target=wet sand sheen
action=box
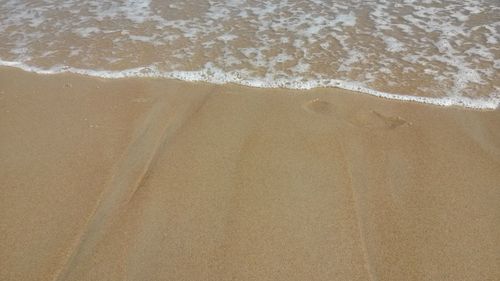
[0,67,499,280]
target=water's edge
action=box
[1,59,498,110]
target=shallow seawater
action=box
[0,0,499,108]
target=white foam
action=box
[74,27,101,37]
[332,13,357,27]
[217,33,238,42]
[383,36,406,53]
[1,59,498,110]
[1,0,498,110]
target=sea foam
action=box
[0,0,498,110]
[1,59,498,110]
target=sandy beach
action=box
[1,67,499,280]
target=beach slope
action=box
[1,68,499,281]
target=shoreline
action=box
[1,67,499,280]
[0,63,498,110]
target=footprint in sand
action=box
[303,99,410,130]
[350,110,410,129]
[303,99,335,115]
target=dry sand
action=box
[1,67,499,281]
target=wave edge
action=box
[1,59,498,110]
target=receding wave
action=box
[2,58,499,110]
[0,0,499,109]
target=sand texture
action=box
[1,67,499,281]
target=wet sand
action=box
[1,67,499,281]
